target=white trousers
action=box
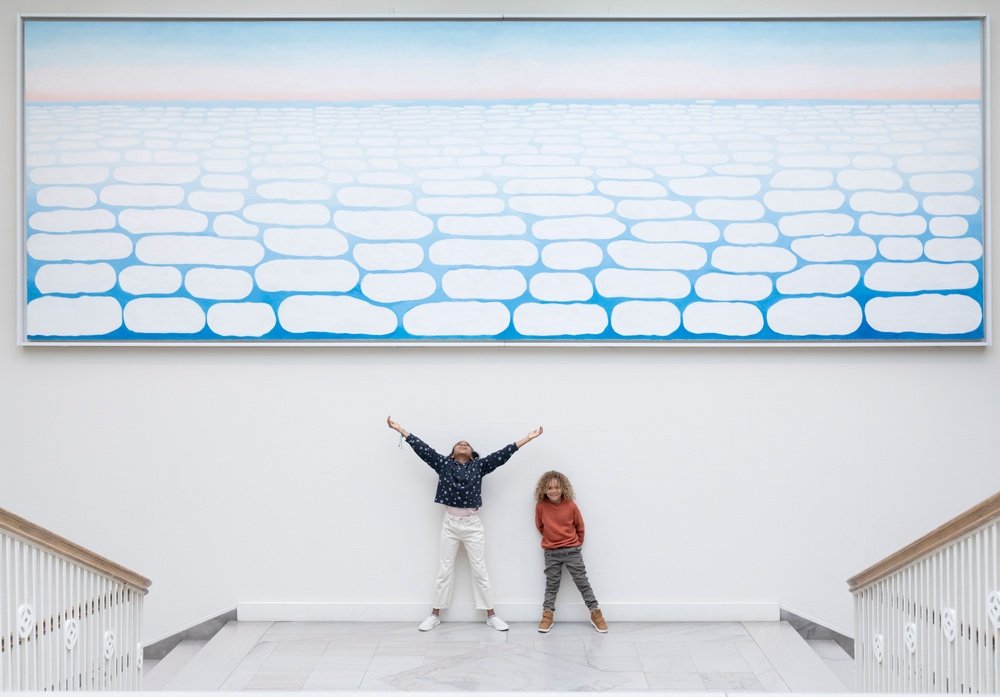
[432,513,493,610]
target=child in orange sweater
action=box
[534,470,607,633]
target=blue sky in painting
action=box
[24,20,982,102]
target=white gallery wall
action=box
[3,0,999,644]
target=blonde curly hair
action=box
[534,470,575,503]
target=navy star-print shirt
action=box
[405,434,519,508]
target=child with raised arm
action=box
[534,470,607,633]
[387,416,543,632]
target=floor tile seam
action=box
[740,628,783,681]
[219,640,279,690]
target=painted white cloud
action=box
[596,167,655,180]
[711,246,797,273]
[682,302,763,337]
[836,170,903,191]
[503,178,594,195]
[188,191,245,213]
[29,209,115,233]
[278,295,397,335]
[607,241,706,270]
[263,227,348,257]
[656,165,708,177]
[540,242,603,270]
[908,174,974,193]
[865,294,982,335]
[775,264,860,295]
[442,269,526,300]
[201,174,250,190]
[438,216,526,237]
[694,199,765,221]
[513,303,608,337]
[118,265,182,295]
[213,215,259,238]
[206,302,276,337]
[113,166,200,185]
[610,301,681,336]
[929,217,969,237]
[595,270,690,299]
[34,262,116,294]
[429,239,539,267]
[251,166,325,180]
[123,298,205,334]
[791,236,876,262]
[767,297,863,336]
[668,176,760,197]
[878,237,923,261]
[777,155,850,168]
[255,259,359,292]
[26,296,122,337]
[922,195,980,216]
[723,223,778,245]
[336,187,412,208]
[924,238,984,262]
[508,196,613,217]
[354,242,424,271]
[532,217,625,240]
[631,221,719,243]
[858,214,927,236]
[852,155,894,169]
[30,166,109,185]
[769,170,834,189]
[694,273,772,301]
[184,268,254,300]
[404,301,509,336]
[596,181,668,198]
[334,210,433,240]
[423,181,498,196]
[529,272,593,302]
[864,261,978,292]
[777,213,854,237]
[27,232,133,261]
[100,184,185,207]
[118,208,208,234]
[255,181,331,200]
[618,200,693,220]
[897,156,979,173]
[488,165,592,179]
[135,236,264,266]
[36,187,98,209]
[419,167,485,180]
[360,272,436,303]
[764,190,845,213]
[243,203,331,226]
[849,192,918,214]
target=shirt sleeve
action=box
[477,443,519,476]
[535,502,544,535]
[404,434,446,473]
[574,503,586,546]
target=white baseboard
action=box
[238,601,780,623]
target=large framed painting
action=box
[19,18,987,344]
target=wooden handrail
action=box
[848,490,1000,593]
[0,507,151,593]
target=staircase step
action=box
[807,639,855,690]
[142,640,207,690]
[743,621,848,692]
[161,620,273,690]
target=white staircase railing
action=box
[850,491,1000,693]
[0,507,150,690]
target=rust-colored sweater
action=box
[535,499,585,549]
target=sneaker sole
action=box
[590,622,608,633]
[537,625,553,633]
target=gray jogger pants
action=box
[543,546,598,611]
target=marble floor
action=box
[173,620,849,692]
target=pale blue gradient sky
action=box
[24,20,983,102]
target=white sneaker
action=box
[485,614,509,631]
[418,615,441,631]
